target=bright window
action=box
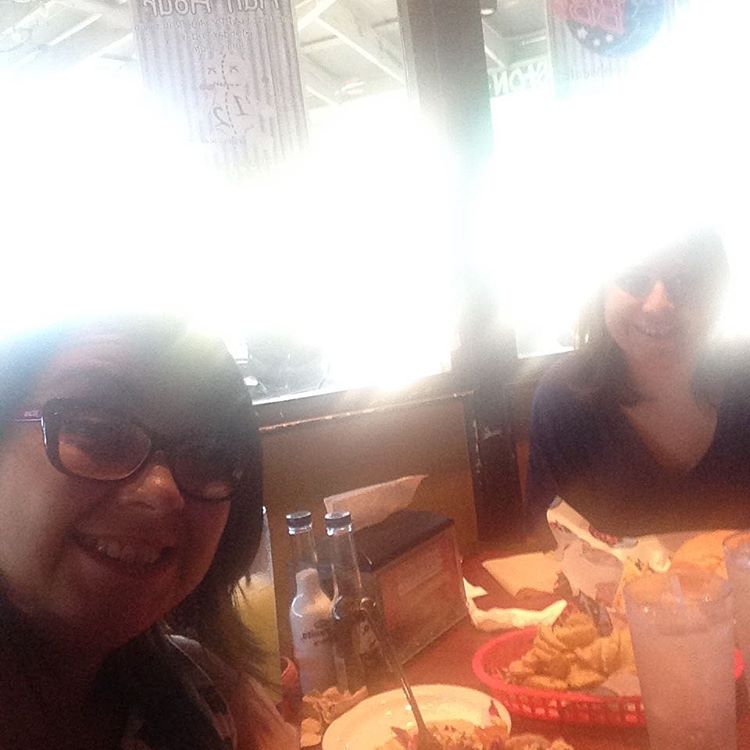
[2,0,749,400]
[480,0,750,358]
[0,0,459,403]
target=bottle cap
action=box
[286,510,313,530]
[324,511,352,530]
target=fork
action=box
[360,597,441,750]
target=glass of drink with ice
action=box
[624,569,736,750]
[724,531,750,695]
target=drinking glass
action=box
[624,570,736,750]
[724,531,750,695]
[234,507,282,699]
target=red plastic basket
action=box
[472,627,744,728]
[472,627,645,726]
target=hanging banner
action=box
[546,0,686,96]
[131,0,307,179]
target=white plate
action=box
[321,684,512,750]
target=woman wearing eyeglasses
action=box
[525,227,750,541]
[0,317,297,749]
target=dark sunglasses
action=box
[14,398,250,502]
[613,267,710,305]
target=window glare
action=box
[2,0,749,392]
[482,0,750,357]
[0,71,458,396]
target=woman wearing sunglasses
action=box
[0,317,297,749]
[525,227,750,541]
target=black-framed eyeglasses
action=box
[613,267,710,305]
[14,398,250,502]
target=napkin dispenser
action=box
[353,509,467,663]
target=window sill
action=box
[255,370,468,432]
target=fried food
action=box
[505,736,574,750]
[505,613,636,693]
[671,529,735,579]
[566,664,605,690]
[554,619,598,650]
[523,674,569,691]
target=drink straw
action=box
[669,573,685,605]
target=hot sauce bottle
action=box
[286,511,336,693]
[324,511,387,693]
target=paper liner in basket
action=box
[463,579,567,631]
[547,498,691,614]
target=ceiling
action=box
[0,0,548,106]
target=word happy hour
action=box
[141,0,279,16]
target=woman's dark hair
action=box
[0,315,266,749]
[570,227,730,407]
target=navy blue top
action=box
[525,355,750,537]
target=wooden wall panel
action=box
[259,395,477,652]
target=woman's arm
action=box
[167,634,298,750]
[231,676,299,750]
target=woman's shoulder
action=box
[703,339,750,403]
[531,354,594,418]
[166,635,240,744]
[167,635,298,750]
[168,634,240,694]
[230,676,299,750]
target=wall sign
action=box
[546,0,685,96]
[131,0,307,179]
[488,57,550,98]
[551,0,665,56]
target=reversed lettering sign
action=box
[489,57,550,98]
[131,0,307,178]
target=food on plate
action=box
[671,529,735,578]
[300,686,368,747]
[378,723,573,750]
[376,701,509,750]
[505,736,574,750]
[377,719,506,750]
[504,613,636,692]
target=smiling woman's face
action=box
[0,331,241,654]
[603,249,719,373]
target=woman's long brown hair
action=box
[0,315,267,749]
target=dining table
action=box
[402,545,750,750]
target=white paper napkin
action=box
[323,475,426,531]
[482,552,560,596]
[463,579,567,632]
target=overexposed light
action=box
[231,91,459,392]
[0,67,459,395]
[480,0,750,356]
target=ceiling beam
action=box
[21,20,132,71]
[55,0,131,29]
[316,1,403,82]
[46,11,100,46]
[300,34,340,53]
[296,0,339,31]
[481,18,513,69]
[300,57,341,105]
[301,17,397,53]
[79,29,133,63]
[0,2,48,48]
